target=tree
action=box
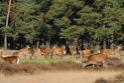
[4,0,12,50]
[0,0,124,50]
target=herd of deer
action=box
[0,44,123,69]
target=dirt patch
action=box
[50,61,81,70]
[0,57,124,75]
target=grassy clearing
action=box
[20,58,76,64]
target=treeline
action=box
[0,0,124,50]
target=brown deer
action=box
[82,49,108,68]
[52,45,66,59]
[38,47,52,59]
[79,49,92,60]
[104,45,123,58]
[0,51,20,64]
[19,45,35,59]
[69,45,77,58]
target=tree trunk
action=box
[111,35,114,49]
[46,38,51,48]
[4,0,12,50]
[103,39,106,49]
[4,35,7,50]
[36,40,40,48]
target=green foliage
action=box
[0,26,14,37]
[10,0,46,41]
[60,25,85,41]
[74,6,102,25]
[0,16,6,25]
[46,0,67,20]
[0,0,124,46]
[54,17,71,27]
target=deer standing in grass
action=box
[52,45,66,59]
[104,45,123,58]
[79,49,92,61]
[69,45,77,59]
[0,51,20,64]
[82,49,108,68]
[19,45,35,59]
[38,47,52,59]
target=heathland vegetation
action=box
[0,0,124,83]
[0,56,124,83]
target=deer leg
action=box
[16,58,20,64]
[102,61,107,68]
[57,53,62,59]
[82,61,97,68]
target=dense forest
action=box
[0,0,124,50]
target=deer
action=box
[0,51,20,64]
[52,45,66,59]
[69,45,77,59]
[79,49,92,61]
[82,49,108,69]
[38,47,52,59]
[104,45,123,58]
[19,45,35,59]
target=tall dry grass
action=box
[0,70,122,83]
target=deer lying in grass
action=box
[0,51,20,64]
[82,49,108,68]
[19,45,35,59]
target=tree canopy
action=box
[0,0,124,49]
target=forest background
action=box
[0,0,124,51]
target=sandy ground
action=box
[0,70,122,83]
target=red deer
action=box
[79,49,92,60]
[104,49,115,56]
[0,51,20,64]
[82,49,108,68]
[69,46,77,58]
[29,49,35,59]
[12,51,21,56]
[52,45,66,59]
[19,45,35,59]
[38,47,51,59]
[104,45,122,58]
